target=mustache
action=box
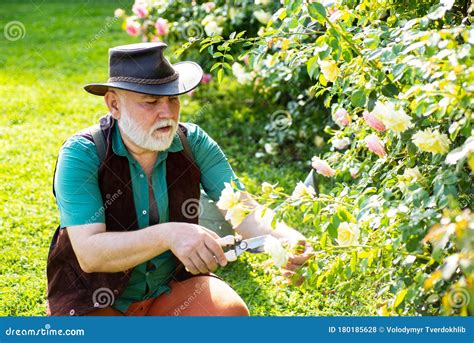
[151,119,177,131]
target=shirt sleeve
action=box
[185,123,246,202]
[54,135,105,228]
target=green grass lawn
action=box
[0,0,379,316]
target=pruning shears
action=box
[217,235,269,262]
[182,234,270,274]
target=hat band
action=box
[108,72,179,85]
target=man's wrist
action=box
[273,221,306,246]
[151,222,175,251]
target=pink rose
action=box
[155,18,168,36]
[125,19,141,37]
[350,167,358,179]
[365,134,387,157]
[201,73,212,84]
[203,2,216,13]
[132,2,149,18]
[311,157,336,177]
[363,110,386,132]
[334,108,351,126]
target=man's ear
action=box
[104,90,121,119]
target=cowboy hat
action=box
[84,42,203,96]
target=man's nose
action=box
[156,98,175,118]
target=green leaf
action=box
[278,9,287,21]
[337,207,355,223]
[217,68,223,84]
[287,17,299,29]
[350,250,357,273]
[287,0,303,16]
[368,90,377,111]
[307,56,319,79]
[382,83,399,98]
[303,213,314,223]
[342,49,352,62]
[308,3,326,24]
[319,73,327,86]
[351,89,366,107]
[393,288,408,308]
[316,273,325,288]
[236,30,246,39]
[199,43,212,52]
[328,214,340,239]
[210,62,222,72]
[392,63,406,81]
[320,232,327,249]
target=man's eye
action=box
[146,101,157,105]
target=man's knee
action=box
[223,298,250,316]
[206,277,250,316]
[159,275,250,316]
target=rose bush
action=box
[118,0,473,315]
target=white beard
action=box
[118,107,178,152]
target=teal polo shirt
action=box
[54,120,245,313]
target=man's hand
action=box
[281,239,314,287]
[166,223,228,275]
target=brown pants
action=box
[84,276,250,316]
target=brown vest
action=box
[46,114,201,316]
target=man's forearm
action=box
[77,222,175,273]
[231,191,305,243]
[235,206,305,244]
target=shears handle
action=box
[185,234,239,272]
[218,235,238,262]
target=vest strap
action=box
[90,124,107,164]
[177,125,195,164]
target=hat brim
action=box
[83,61,203,96]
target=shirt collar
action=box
[111,121,184,160]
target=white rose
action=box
[216,182,240,210]
[371,101,412,133]
[264,236,288,267]
[412,128,451,154]
[225,203,248,228]
[204,21,223,36]
[291,181,316,199]
[232,62,252,84]
[254,10,272,24]
[261,182,274,194]
[332,137,351,150]
[336,222,360,246]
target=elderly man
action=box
[47,42,311,316]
